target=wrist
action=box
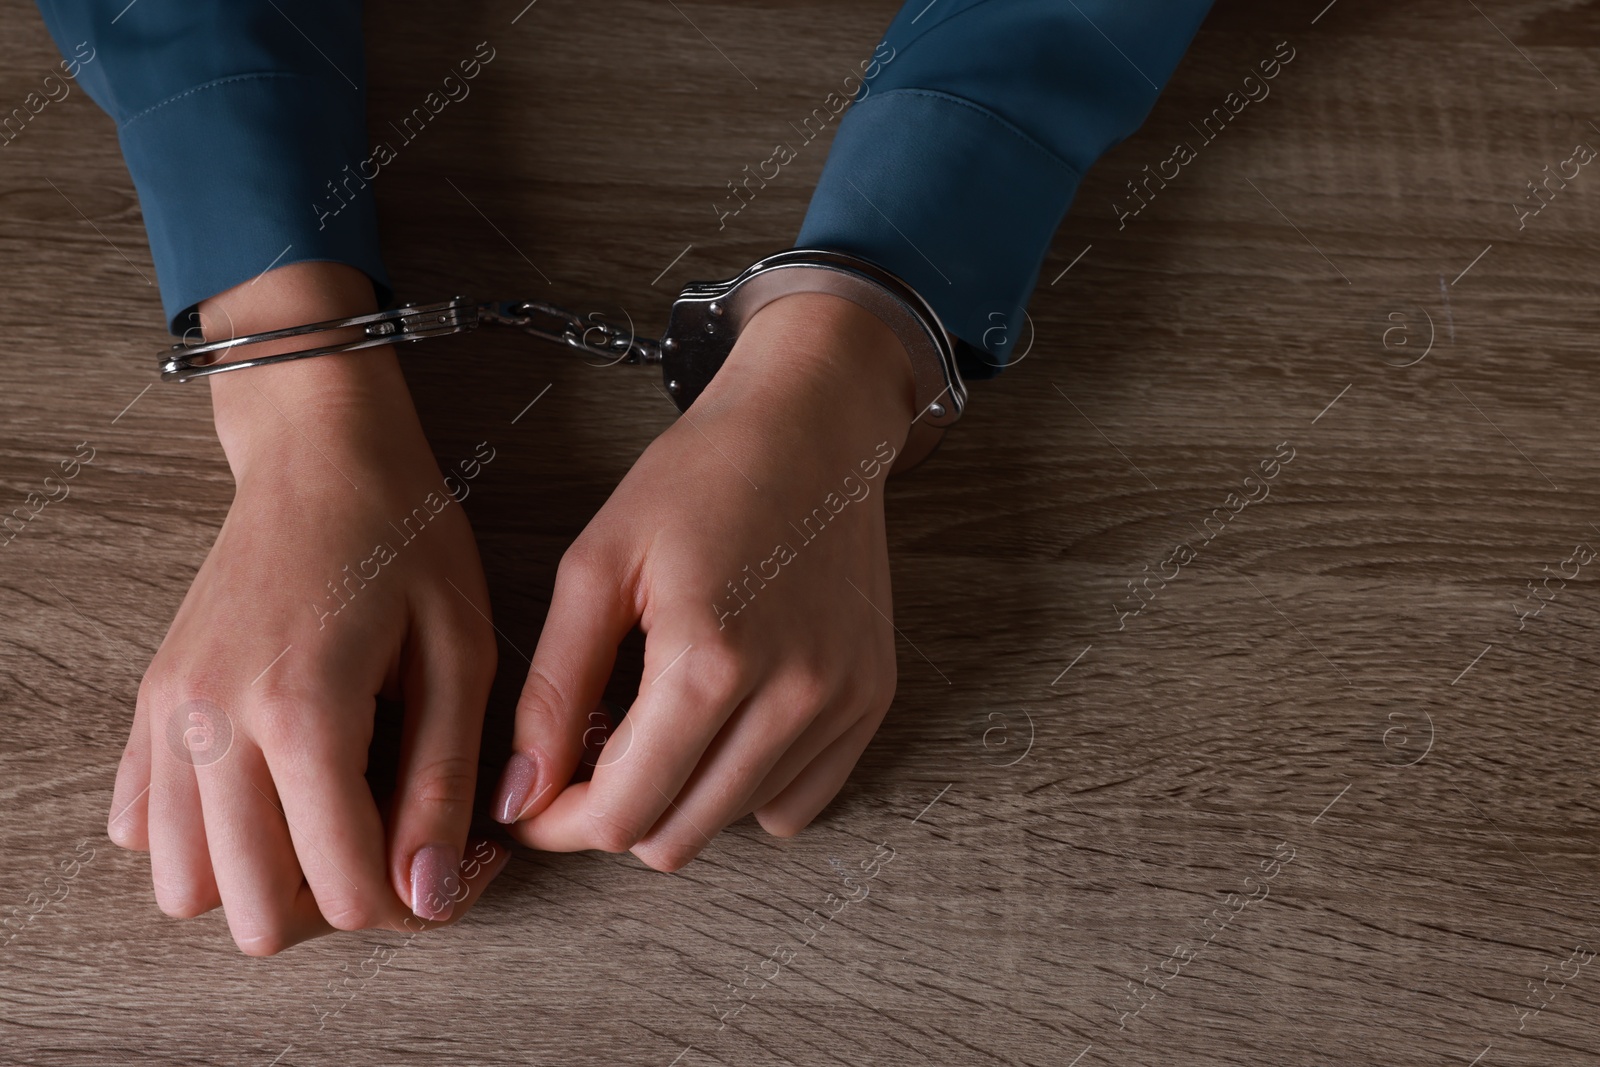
[212,352,425,480]
[199,263,429,481]
[721,291,918,453]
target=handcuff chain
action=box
[478,300,662,367]
[159,296,659,381]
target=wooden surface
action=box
[5,0,1600,1063]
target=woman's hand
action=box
[108,263,507,954]
[495,291,917,870]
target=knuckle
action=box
[247,697,304,753]
[249,686,336,754]
[783,669,833,720]
[756,804,809,840]
[228,898,305,955]
[232,926,292,958]
[319,898,376,933]
[586,808,646,854]
[144,672,241,767]
[137,654,183,699]
[141,656,228,707]
[106,814,143,851]
[855,660,897,720]
[633,836,700,873]
[153,880,213,920]
[556,541,611,596]
[135,669,166,711]
[870,678,897,719]
[140,672,201,723]
[516,663,567,723]
[450,614,499,675]
[408,754,479,811]
[157,896,212,920]
[681,643,745,705]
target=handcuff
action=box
[159,248,969,461]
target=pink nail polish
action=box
[494,752,539,824]
[409,844,457,922]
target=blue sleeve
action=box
[796,0,1214,376]
[34,0,389,334]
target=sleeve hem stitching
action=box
[849,88,1083,181]
[119,71,337,130]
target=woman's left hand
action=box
[493,291,917,870]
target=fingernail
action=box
[494,752,540,824]
[409,844,457,922]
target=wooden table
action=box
[4,0,1599,1063]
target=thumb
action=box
[494,545,635,826]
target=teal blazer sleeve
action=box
[797,1,1214,375]
[34,0,389,334]
[35,1,1209,357]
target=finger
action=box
[108,688,153,850]
[388,605,496,922]
[495,544,635,826]
[147,721,220,919]
[405,837,514,932]
[272,882,339,954]
[754,710,884,839]
[631,678,841,872]
[194,744,327,955]
[514,622,753,855]
[742,697,870,815]
[265,707,403,932]
[215,839,510,954]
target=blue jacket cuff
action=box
[796,88,1079,380]
[117,72,390,334]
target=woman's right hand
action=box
[107,262,507,954]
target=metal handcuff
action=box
[159,249,968,447]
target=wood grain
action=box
[5,0,1600,1064]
